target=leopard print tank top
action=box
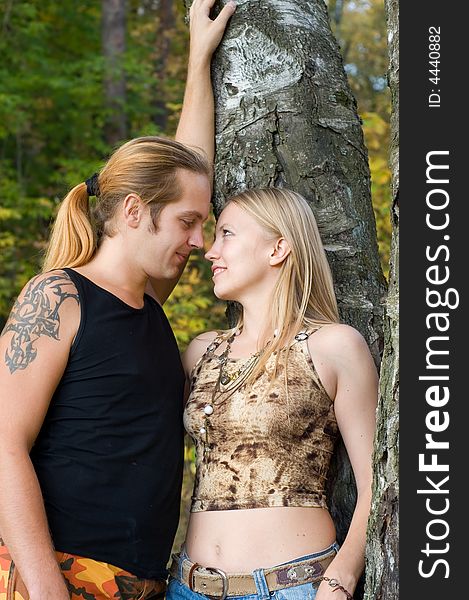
[184,330,338,512]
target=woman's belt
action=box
[169,547,337,600]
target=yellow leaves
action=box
[361,111,389,149]
[163,256,226,350]
[166,102,183,113]
[184,443,196,474]
[0,232,16,249]
[361,110,392,278]
[369,156,391,186]
[0,207,20,220]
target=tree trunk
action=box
[364,1,399,598]
[211,1,386,593]
[102,0,128,145]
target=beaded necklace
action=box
[199,332,268,460]
[197,330,311,460]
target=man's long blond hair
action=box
[43,136,211,272]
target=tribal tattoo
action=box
[1,273,80,374]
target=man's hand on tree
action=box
[189,0,236,65]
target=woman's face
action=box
[205,202,277,302]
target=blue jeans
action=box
[166,543,340,600]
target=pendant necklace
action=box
[198,329,311,459]
[199,331,267,460]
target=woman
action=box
[166,187,378,600]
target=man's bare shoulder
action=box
[1,270,80,374]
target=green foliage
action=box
[0,0,193,329]
[361,111,392,278]
[1,0,391,333]
[0,163,52,323]
[164,216,228,350]
[1,0,393,526]
[164,257,223,349]
[327,0,392,277]
[328,0,390,116]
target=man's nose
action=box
[189,225,204,249]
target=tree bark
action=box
[102,0,128,145]
[210,2,386,591]
[364,1,399,598]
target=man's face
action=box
[141,169,211,280]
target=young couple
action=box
[0,1,377,599]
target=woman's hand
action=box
[189,0,236,66]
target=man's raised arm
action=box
[150,1,236,305]
[176,0,236,165]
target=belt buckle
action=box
[189,564,229,600]
[206,567,229,600]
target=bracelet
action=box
[318,576,354,600]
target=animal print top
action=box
[183,330,339,512]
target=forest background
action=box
[0,0,391,333]
[0,0,392,551]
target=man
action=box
[0,2,236,599]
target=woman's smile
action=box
[211,266,226,278]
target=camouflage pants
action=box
[0,542,166,600]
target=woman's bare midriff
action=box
[184,506,336,573]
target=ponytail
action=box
[42,182,96,272]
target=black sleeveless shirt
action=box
[30,268,185,579]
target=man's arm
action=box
[175,0,236,164]
[0,272,80,600]
[150,1,236,305]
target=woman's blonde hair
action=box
[43,136,211,272]
[221,187,339,382]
